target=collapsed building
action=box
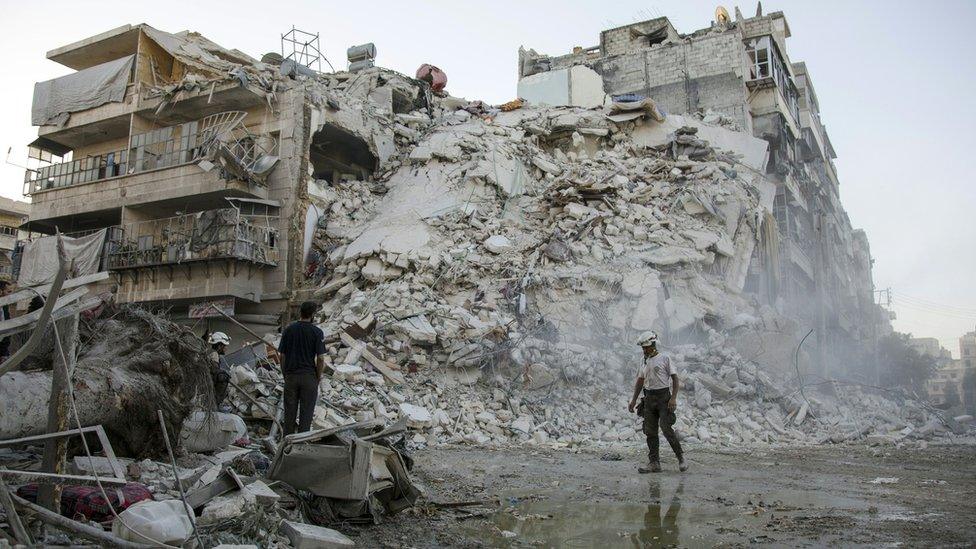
[19,23,411,337]
[518,7,889,382]
[3,10,974,548]
[12,11,964,451]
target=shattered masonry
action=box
[14,13,970,462]
[4,11,975,548]
[518,10,882,382]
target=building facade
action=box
[518,8,883,380]
[0,197,29,281]
[960,329,976,412]
[923,330,976,411]
[20,24,411,340]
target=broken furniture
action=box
[268,418,419,523]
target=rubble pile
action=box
[3,26,974,548]
[246,82,973,450]
[228,332,972,450]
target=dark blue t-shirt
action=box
[277,321,326,375]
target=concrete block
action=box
[244,480,281,506]
[281,521,355,548]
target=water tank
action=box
[347,43,377,62]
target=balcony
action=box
[778,233,814,281]
[107,208,278,271]
[745,36,801,127]
[25,111,278,196]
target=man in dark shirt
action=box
[277,301,326,436]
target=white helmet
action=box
[637,331,658,346]
[208,332,231,346]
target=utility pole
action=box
[871,286,893,386]
[875,287,892,308]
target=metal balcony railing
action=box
[107,208,278,270]
[24,111,276,195]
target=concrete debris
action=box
[284,84,970,456]
[5,21,974,549]
[281,520,356,549]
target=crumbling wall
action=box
[595,30,752,131]
[301,99,786,390]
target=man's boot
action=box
[638,460,662,474]
[678,457,689,472]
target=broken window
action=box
[629,23,670,47]
[747,38,772,79]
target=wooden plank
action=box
[0,469,127,487]
[0,474,32,545]
[93,425,128,481]
[339,332,405,385]
[0,257,70,377]
[0,296,101,340]
[39,312,78,512]
[0,272,110,308]
[0,425,102,448]
[0,287,87,337]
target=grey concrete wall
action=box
[594,30,751,130]
[115,261,265,303]
[599,18,680,57]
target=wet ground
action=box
[351,443,976,547]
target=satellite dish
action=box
[715,6,730,25]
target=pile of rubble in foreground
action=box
[0,308,420,548]
[230,331,975,453]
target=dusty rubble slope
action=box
[137,27,965,448]
[246,93,965,450]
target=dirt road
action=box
[350,444,975,547]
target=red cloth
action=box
[17,482,153,522]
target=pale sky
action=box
[0,0,973,355]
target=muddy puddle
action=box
[463,481,875,547]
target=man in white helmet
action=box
[208,331,232,408]
[628,331,687,473]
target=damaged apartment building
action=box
[518,6,884,381]
[19,24,417,338]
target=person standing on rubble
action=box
[208,332,232,409]
[628,331,688,473]
[277,301,326,436]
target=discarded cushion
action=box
[16,482,153,522]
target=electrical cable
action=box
[892,299,976,321]
[891,291,976,314]
[892,297,976,317]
